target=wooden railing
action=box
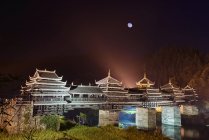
[70,98,106,102]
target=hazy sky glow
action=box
[1,1,209,86]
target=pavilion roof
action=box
[182,85,194,90]
[160,79,179,90]
[26,79,66,86]
[31,69,62,79]
[136,73,155,86]
[95,70,122,85]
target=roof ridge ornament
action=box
[108,69,111,77]
[169,78,171,84]
[144,72,147,79]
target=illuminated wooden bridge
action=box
[16,69,198,115]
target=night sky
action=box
[1,1,209,87]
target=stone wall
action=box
[162,106,181,126]
[3,101,45,134]
[136,107,156,130]
[98,110,119,126]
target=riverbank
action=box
[0,125,169,140]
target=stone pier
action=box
[98,110,119,126]
[162,106,181,126]
[162,124,181,140]
[181,105,198,116]
[136,107,156,130]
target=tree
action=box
[40,115,60,131]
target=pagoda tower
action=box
[160,79,185,104]
[95,70,128,103]
[129,73,170,107]
[20,69,71,115]
[182,85,198,103]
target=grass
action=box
[0,125,169,140]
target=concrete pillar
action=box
[162,106,181,126]
[118,106,136,128]
[136,107,156,130]
[181,105,198,116]
[162,124,181,140]
[98,110,118,126]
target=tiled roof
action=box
[160,82,179,90]
[69,85,103,94]
[182,85,193,90]
[96,76,121,85]
[37,71,59,79]
[32,69,61,79]
[136,73,155,86]
[95,70,122,85]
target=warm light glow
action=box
[156,107,162,112]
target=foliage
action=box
[144,46,209,99]
[79,112,87,125]
[189,63,209,99]
[22,128,36,140]
[65,125,169,140]
[0,125,169,140]
[40,115,60,131]
[0,73,21,98]
[59,116,76,131]
[146,47,203,87]
[23,107,31,126]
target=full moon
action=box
[127,22,133,28]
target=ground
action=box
[0,125,169,140]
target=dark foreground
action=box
[0,125,169,140]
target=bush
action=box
[59,117,76,131]
[40,115,60,131]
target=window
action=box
[83,94,88,98]
[74,94,80,98]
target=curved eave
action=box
[26,82,66,86]
[96,81,121,85]
[136,83,155,86]
[31,93,70,96]
[96,76,121,85]
[25,88,70,92]
[30,76,62,81]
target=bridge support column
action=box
[136,107,156,130]
[162,124,181,140]
[180,105,198,116]
[162,106,181,126]
[98,110,119,126]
